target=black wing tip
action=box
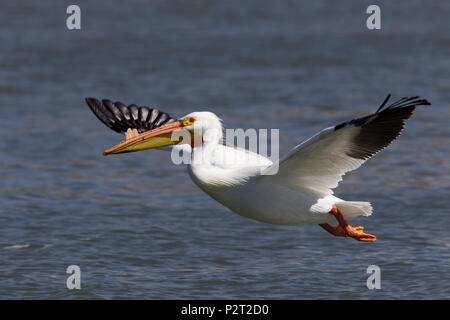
[375,93,391,113]
[419,99,431,106]
[339,94,431,160]
[85,97,177,134]
[378,94,431,113]
[85,97,100,108]
[334,94,431,132]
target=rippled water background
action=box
[0,1,449,299]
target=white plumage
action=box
[184,116,372,226]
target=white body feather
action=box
[183,112,373,225]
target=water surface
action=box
[0,0,449,299]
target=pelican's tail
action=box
[335,201,373,220]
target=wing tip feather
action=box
[85,98,177,134]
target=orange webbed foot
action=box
[345,225,376,242]
[319,205,377,242]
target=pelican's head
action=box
[180,111,223,144]
[103,111,222,155]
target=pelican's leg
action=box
[319,205,376,242]
[319,223,347,237]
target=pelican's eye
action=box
[183,116,197,126]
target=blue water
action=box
[0,0,449,299]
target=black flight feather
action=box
[85,98,177,134]
[334,95,431,160]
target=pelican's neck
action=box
[186,113,255,190]
[191,126,222,166]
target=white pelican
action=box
[86,95,430,242]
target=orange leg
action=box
[319,205,376,242]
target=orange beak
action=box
[103,120,185,156]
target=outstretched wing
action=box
[260,95,431,196]
[85,98,177,133]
